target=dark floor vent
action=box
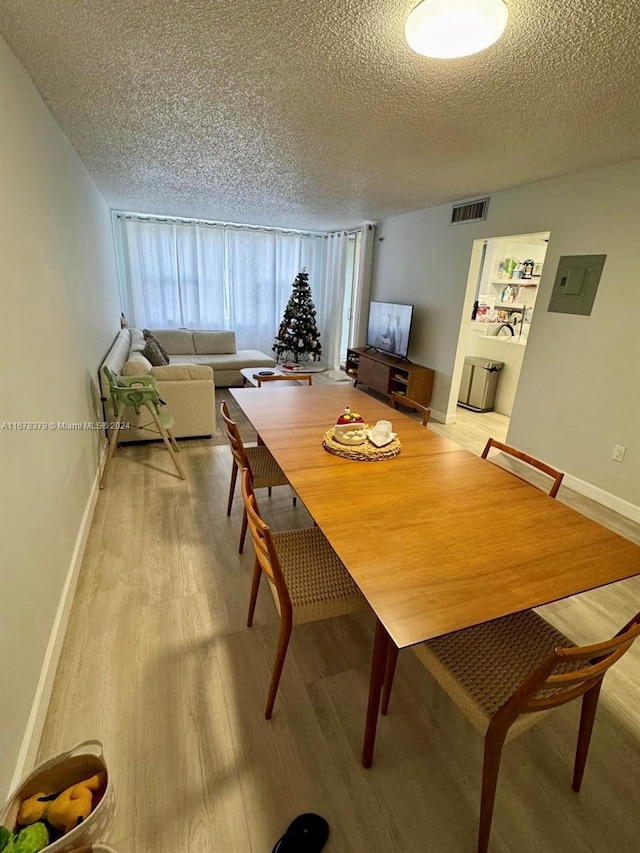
[451,197,490,224]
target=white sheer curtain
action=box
[317,231,349,370]
[114,214,351,362]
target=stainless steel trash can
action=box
[458,357,503,412]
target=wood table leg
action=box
[362,618,390,768]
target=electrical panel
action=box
[547,254,606,316]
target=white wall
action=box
[474,337,525,416]
[371,158,640,509]
[0,37,121,798]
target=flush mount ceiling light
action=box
[405,0,509,59]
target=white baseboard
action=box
[10,444,107,791]
[562,473,640,524]
[429,408,455,424]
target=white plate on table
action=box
[365,428,397,448]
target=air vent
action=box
[451,197,490,225]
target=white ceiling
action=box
[1,0,639,231]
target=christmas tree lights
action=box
[272,270,322,365]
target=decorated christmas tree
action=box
[272,270,322,364]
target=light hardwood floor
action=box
[38,394,640,852]
[428,405,509,456]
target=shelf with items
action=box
[495,304,526,336]
[390,373,408,385]
[495,257,539,281]
[389,374,409,395]
[479,284,536,315]
[344,350,360,381]
[473,236,548,350]
[495,303,525,314]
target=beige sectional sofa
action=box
[100,327,275,442]
[146,328,275,387]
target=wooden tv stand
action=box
[345,347,434,406]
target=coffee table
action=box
[240,367,308,387]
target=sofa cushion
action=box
[143,329,170,362]
[171,351,275,370]
[142,339,169,366]
[150,364,214,381]
[102,330,131,372]
[193,330,236,354]
[100,329,131,403]
[122,353,152,376]
[150,329,196,354]
[129,328,146,353]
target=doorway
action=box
[452,230,550,446]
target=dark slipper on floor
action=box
[272,813,329,852]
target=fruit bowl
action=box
[332,424,367,445]
[336,407,365,426]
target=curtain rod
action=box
[114,212,323,238]
[113,211,361,239]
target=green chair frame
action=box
[99,366,185,488]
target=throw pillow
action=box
[142,339,168,367]
[143,329,170,363]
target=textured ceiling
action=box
[1,0,640,230]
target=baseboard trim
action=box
[430,408,455,425]
[562,473,640,523]
[10,443,107,791]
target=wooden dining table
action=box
[231,384,640,766]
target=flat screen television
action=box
[366,301,414,359]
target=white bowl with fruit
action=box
[333,423,368,445]
[333,408,367,444]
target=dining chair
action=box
[257,373,313,386]
[220,400,293,553]
[379,608,640,853]
[481,437,564,497]
[388,392,431,426]
[99,366,184,488]
[241,467,367,719]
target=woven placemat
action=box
[322,427,401,461]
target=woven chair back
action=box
[220,400,250,469]
[505,612,640,720]
[240,467,289,597]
